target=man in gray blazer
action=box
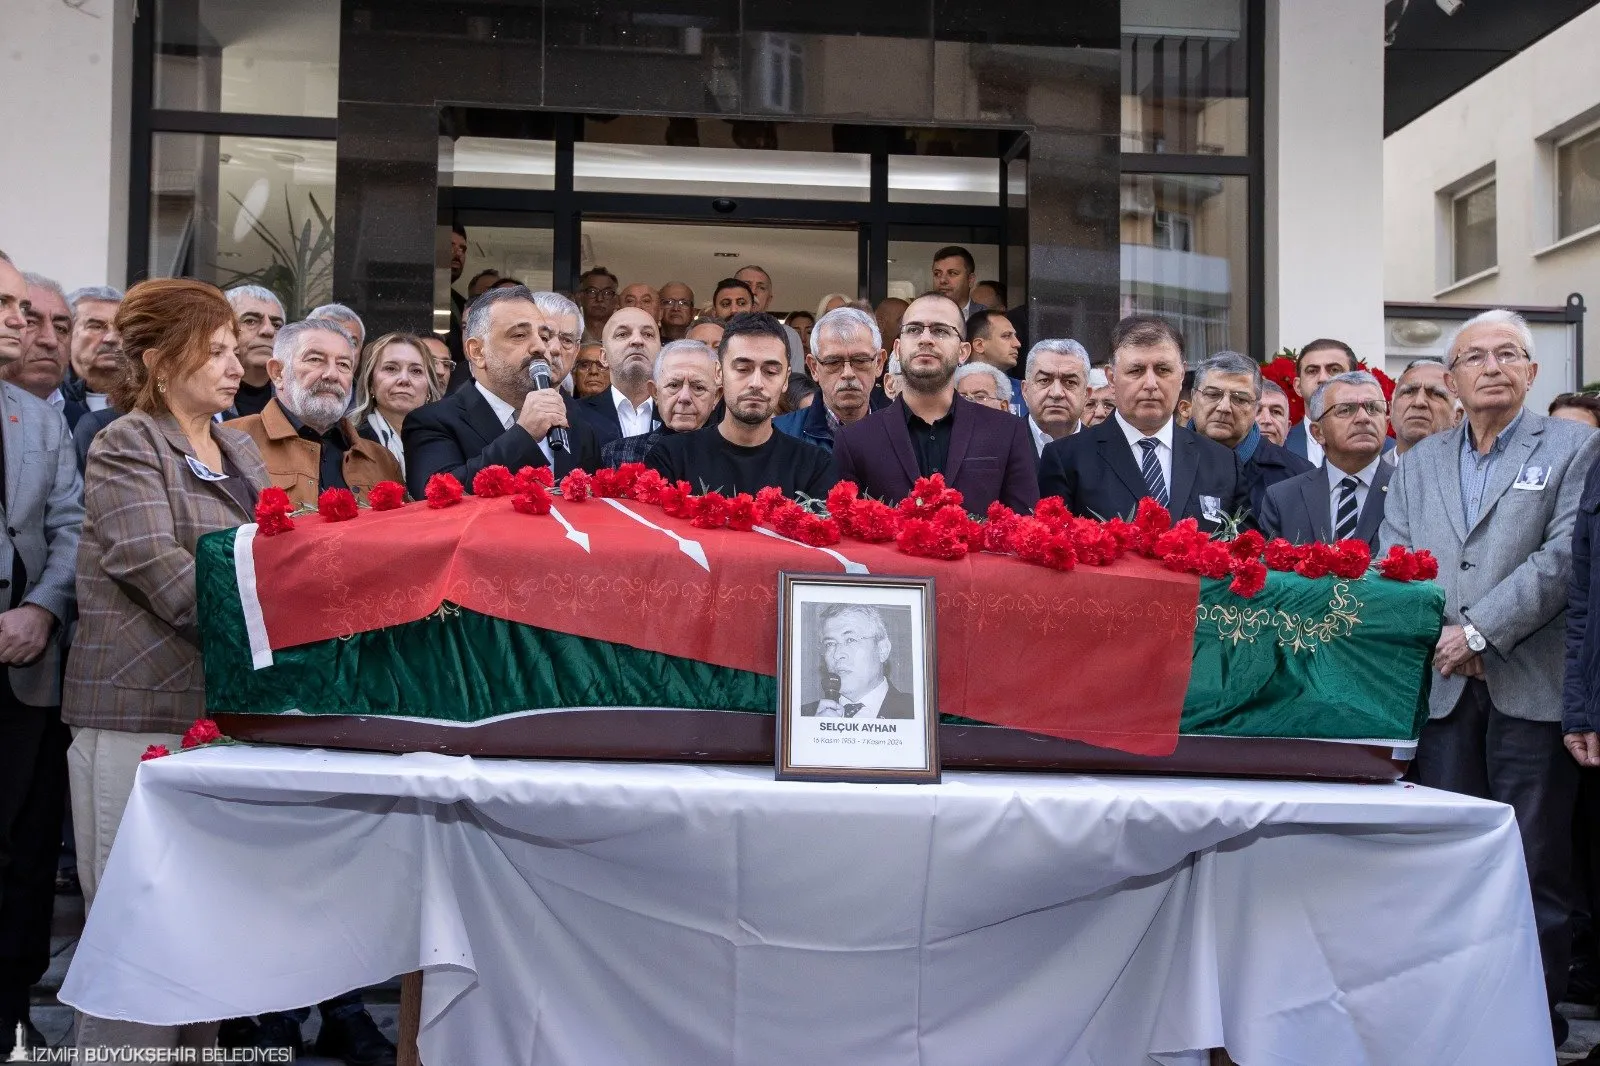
[1261,370,1393,550]
[0,253,84,1053]
[1380,308,1600,1046]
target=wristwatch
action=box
[1462,623,1487,653]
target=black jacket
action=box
[1564,458,1600,734]
[1259,459,1393,551]
[401,385,601,499]
[1037,415,1246,532]
[1239,437,1315,517]
[577,389,659,447]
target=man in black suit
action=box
[1038,315,1245,531]
[578,306,660,446]
[402,285,600,497]
[800,604,915,720]
[1260,370,1394,550]
[1190,350,1313,515]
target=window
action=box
[153,0,339,117]
[1152,210,1194,252]
[1557,124,1600,241]
[1121,0,1248,156]
[1451,179,1497,281]
[1121,175,1247,360]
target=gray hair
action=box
[1088,366,1109,390]
[1307,370,1382,422]
[1023,338,1091,381]
[1402,356,1446,374]
[1193,350,1262,397]
[531,290,581,327]
[1446,308,1535,364]
[463,284,536,345]
[818,602,889,648]
[1261,379,1287,400]
[224,284,284,316]
[66,285,123,315]
[273,318,354,370]
[811,306,881,354]
[653,339,718,383]
[954,362,1013,399]
[21,273,66,307]
[307,302,364,343]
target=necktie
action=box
[842,702,865,718]
[1137,438,1169,508]
[1334,475,1361,542]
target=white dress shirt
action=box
[365,411,407,477]
[1303,428,1325,467]
[477,382,553,466]
[1029,416,1078,457]
[1326,455,1382,530]
[1113,410,1173,487]
[842,677,890,720]
[46,388,63,412]
[86,392,109,413]
[609,386,656,437]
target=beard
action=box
[729,393,774,426]
[902,355,956,393]
[281,376,349,431]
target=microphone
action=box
[529,359,569,453]
[823,673,841,702]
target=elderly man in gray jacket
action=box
[0,253,83,1056]
[1381,308,1600,1048]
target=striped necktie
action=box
[1137,438,1169,508]
[1334,475,1361,542]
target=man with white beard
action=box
[225,319,401,508]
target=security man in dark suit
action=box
[1189,349,1313,515]
[1260,371,1394,550]
[402,285,600,497]
[1037,315,1245,530]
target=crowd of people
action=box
[3,233,1600,1059]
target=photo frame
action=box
[775,572,940,784]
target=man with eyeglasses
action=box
[1390,357,1458,456]
[1190,350,1312,516]
[658,283,696,342]
[576,267,619,342]
[833,294,1037,514]
[570,342,611,399]
[1259,370,1391,549]
[774,307,886,453]
[1381,308,1600,1050]
[801,604,912,720]
[1039,315,1243,532]
[223,285,285,418]
[60,286,122,432]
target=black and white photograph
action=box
[776,573,939,783]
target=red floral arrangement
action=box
[142,718,234,762]
[254,486,295,537]
[559,469,592,502]
[317,488,358,523]
[140,744,170,762]
[472,465,516,498]
[368,481,405,511]
[1378,544,1440,581]
[425,473,464,509]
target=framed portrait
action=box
[775,572,939,784]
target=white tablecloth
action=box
[61,747,1548,1065]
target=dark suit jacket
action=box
[577,389,659,447]
[401,384,601,499]
[1259,459,1393,550]
[1037,415,1246,532]
[831,396,1038,515]
[801,683,915,719]
[1240,437,1315,516]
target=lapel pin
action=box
[7,416,16,423]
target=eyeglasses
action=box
[1451,346,1529,371]
[814,355,879,372]
[435,358,456,372]
[574,359,606,372]
[1195,386,1256,410]
[1316,400,1387,421]
[661,298,694,308]
[822,635,874,656]
[900,322,961,341]
[578,287,618,300]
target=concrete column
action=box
[0,0,133,289]
[1262,0,1385,362]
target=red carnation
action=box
[754,486,789,522]
[848,498,901,543]
[1412,550,1439,580]
[1100,517,1140,554]
[1230,558,1268,598]
[899,474,963,519]
[1153,518,1208,562]
[1013,517,1076,570]
[795,513,841,547]
[514,465,555,493]
[472,465,516,498]
[1034,496,1073,532]
[425,473,464,509]
[1377,544,1417,581]
[317,488,359,523]
[1066,517,1123,566]
[1263,538,1303,572]
[1294,543,1339,580]
[368,481,405,511]
[826,481,861,517]
[690,491,731,529]
[982,502,1022,554]
[180,718,223,750]
[254,486,295,536]
[726,493,758,532]
[591,463,643,499]
[628,468,669,505]
[1331,539,1372,580]
[512,484,553,515]
[1228,529,1265,562]
[559,469,592,502]
[140,744,170,762]
[658,480,694,518]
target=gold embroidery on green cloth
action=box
[1197,581,1363,653]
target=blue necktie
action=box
[1138,438,1169,508]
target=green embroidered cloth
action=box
[198,528,1444,743]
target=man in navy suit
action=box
[1260,371,1394,550]
[832,294,1037,515]
[578,305,660,446]
[1189,349,1313,515]
[1038,315,1245,531]
[403,286,600,497]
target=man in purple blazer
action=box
[832,294,1038,514]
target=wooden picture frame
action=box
[774,572,940,784]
